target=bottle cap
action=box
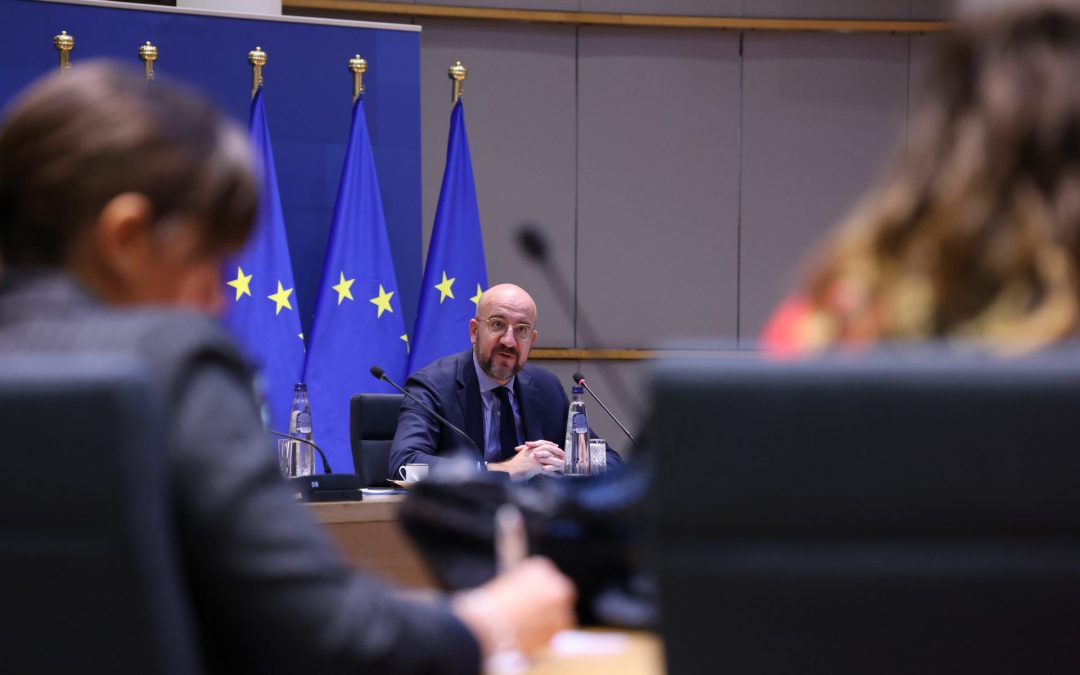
[572,385,584,395]
[294,382,307,391]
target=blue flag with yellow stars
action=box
[408,99,489,374]
[303,96,408,473]
[221,88,305,434]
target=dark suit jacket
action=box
[389,350,621,478]
[0,271,479,675]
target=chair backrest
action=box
[350,393,404,487]
[0,355,200,675]
[648,349,1080,675]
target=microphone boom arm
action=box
[575,375,636,445]
[370,366,484,460]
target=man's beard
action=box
[478,345,521,382]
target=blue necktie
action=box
[494,386,518,461]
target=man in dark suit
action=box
[0,62,574,674]
[390,283,622,480]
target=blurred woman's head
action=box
[0,61,257,313]
[793,0,1080,353]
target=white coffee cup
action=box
[398,463,429,483]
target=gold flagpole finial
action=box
[248,46,267,99]
[349,55,367,103]
[138,41,158,81]
[53,31,74,73]
[449,61,467,104]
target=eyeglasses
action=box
[480,316,535,342]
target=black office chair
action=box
[0,354,200,674]
[648,348,1080,675]
[349,393,404,487]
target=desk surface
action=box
[307,492,405,522]
[307,495,436,588]
[308,499,665,675]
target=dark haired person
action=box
[763,0,1080,357]
[0,62,574,674]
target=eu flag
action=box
[303,96,408,473]
[221,88,305,433]
[408,99,489,374]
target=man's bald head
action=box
[475,284,538,324]
[470,284,539,384]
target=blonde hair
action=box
[796,1,1080,354]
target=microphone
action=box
[517,223,641,419]
[370,365,484,460]
[517,225,549,261]
[517,224,574,326]
[573,372,636,445]
[266,429,363,501]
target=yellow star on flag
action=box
[401,334,410,353]
[435,270,455,304]
[370,284,394,318]
[471,283,484,306]
[227,266,253,301]
[268,281,294,315]
[332,271,355,305]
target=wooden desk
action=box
[306,495,437,589]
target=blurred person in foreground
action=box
[0,61,573,674]
[763,0,1080,357]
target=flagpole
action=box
[349,55,367,103]
[53,31,74,73]
[223,44,306,437]
[407,60,487,373]
[304,53,409,470]
[249,46,267,100]
[449,60,467,104]
[138,41,158,81]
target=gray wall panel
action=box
[581,0,743,15]
[911,0,954,20]
[577,27,741,348]
[407,13,935,355]
[424,0,581,9]
[419,20,579,347]
[745,0,909,19]
[739,33,909,344]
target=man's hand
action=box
[452,557,576,657]
[487,440,565,480]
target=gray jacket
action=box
[0,270,480,675]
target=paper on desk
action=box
[485,632,631,675]
[548,630,631,656]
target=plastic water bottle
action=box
[288,383,315,477]
[563,385,590,475]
